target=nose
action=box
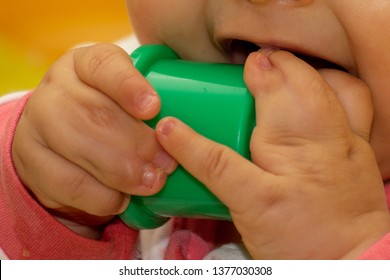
[247,0,313,7]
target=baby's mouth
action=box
[226,40,260,64]
[224,39,347,72]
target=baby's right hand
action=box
[12,44,177,226]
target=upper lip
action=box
[220,38,350,73]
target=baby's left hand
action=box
[155,49,390,259]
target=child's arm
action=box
[156,50,390,259]
[357,184,390,259]
[11,43,176,226]
[0,93,140,259]
[0,43,177,259]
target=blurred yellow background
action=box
[0,0,132,95]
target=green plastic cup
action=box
[119,45,255,229]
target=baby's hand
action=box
[12,44,177,226]
[155,50,390,259]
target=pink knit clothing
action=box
[357,185,390,259]
[0,93,220,259]
[0,93,390,259]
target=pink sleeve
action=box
[358,183,390,259]
[0,93,139,259]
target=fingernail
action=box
[158,119,176,137]
[136,91,158,112]
[256,46,278,70]
[152,150,177,173]
[142,168,163,189]
[256,53,273,70]
[260,46,279,56]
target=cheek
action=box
[126,0,165,44]
[127,0,205,47]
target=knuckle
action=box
[96,192,124,216]
[203,145,231,181]
[67,172,91,204]
[99,155,139,190]
[86,43,121,80]
[41,50,76,87]
[85,101,119,128]
[66,170,125,216]
[40,65,64,90]
[116,69,139,96]
[40,68,55,86]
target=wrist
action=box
[342,217,390,259]
[46,207,115,239]
[25,187,112,239]
[53,216,105,239]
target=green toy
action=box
[119,44,255,229]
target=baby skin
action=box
[12,45,178,227]
[155,49,390,259]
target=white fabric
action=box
[0,90,29,106]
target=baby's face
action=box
[127,0,390,179]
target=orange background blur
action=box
[0,0,132,94]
